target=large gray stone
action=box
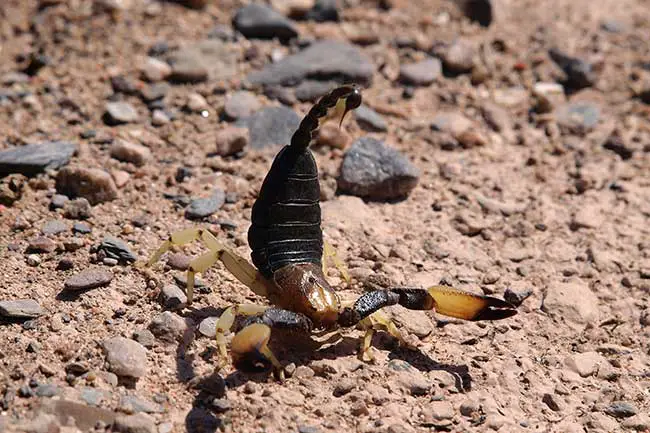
[338,137,419,200]
[233,3,298,41]
[236,106,300,149]
[0,141,76,177]
[247,40,374,87]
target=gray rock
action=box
[119,395,164,414]
[503,287,532,306]
[63,198,92,220]
[354,105,387,132]
[198,316,219,338]
[166,40,239,83]
[555,102,600,135]
[140,82,170,102]
[35,384,60,397]
[294,80,338,102]
[133,329,156,348]
[80,387,107,406]
[306,0,339,22]
[49,194,69,210]
[72,222,92,234]
[337,137,419,200]
[104,102,139,125]
[604,401,637,418]
[233,3,298,41]
[42,219,68,235]
[185,189,226,219]
[160,284,187,310]
[0,141,76,177]
[64,268,113,291]
[102,337,148,379]
[98,236,137,264]
[149,311,193,343]
[442,39,476,74]
[0,299,43,319]
[56,166,118,205]
[399,58,442,86]
[549,48,596,89]
[223,91,261,120]
[37,399,116,432]
[236,106,300,149]
[247,40,374,87]
[113,413,156,433]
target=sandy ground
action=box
[1,0,649,432]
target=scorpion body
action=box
[148,85,517,378]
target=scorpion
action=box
[148,85,517,379]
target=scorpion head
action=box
[273,263,342,328]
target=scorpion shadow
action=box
[173,309,474,432]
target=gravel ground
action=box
[1,0,649,432]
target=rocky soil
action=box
[1,0,650,432]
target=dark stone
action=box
[604,401,637,418]
[111,76,139,95]
[305,0,339,22]
[458,0,493,27]
[247,40,374,87]
[603,131,633,160]
[235,106,300,149]
[504,288,532,307]
[185,189,226,220]
[0,141,76,177]
[337,136,420,200]
[263,85,297,105]
[233,3,298,42]
[548,48,596,90]
[98,236,137,264]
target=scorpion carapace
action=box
[148,85,517,379]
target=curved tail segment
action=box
[290,85,362,151]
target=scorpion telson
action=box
[148,85,517,379]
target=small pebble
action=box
[198,316,219,338]
[63,198,92,220]
[102,337,148,379]
[223,91,260,120]
[110,140,151,167]
[104,101,139,125]
[159,284,187,310]
[42,219,67,235]
[604,401,637,418]
[49,194,69,210]
[72,222,92,234]
[26,254,41,267]
[133,329,156,348]
[185,189,225,220]
[64,268,113,291]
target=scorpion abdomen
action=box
[248,145,323,279]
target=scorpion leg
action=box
[338,286,517,358]
[357,310,406,362]
[148,228,269,304]
[322,241,350,284]
[217,306,313,380]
